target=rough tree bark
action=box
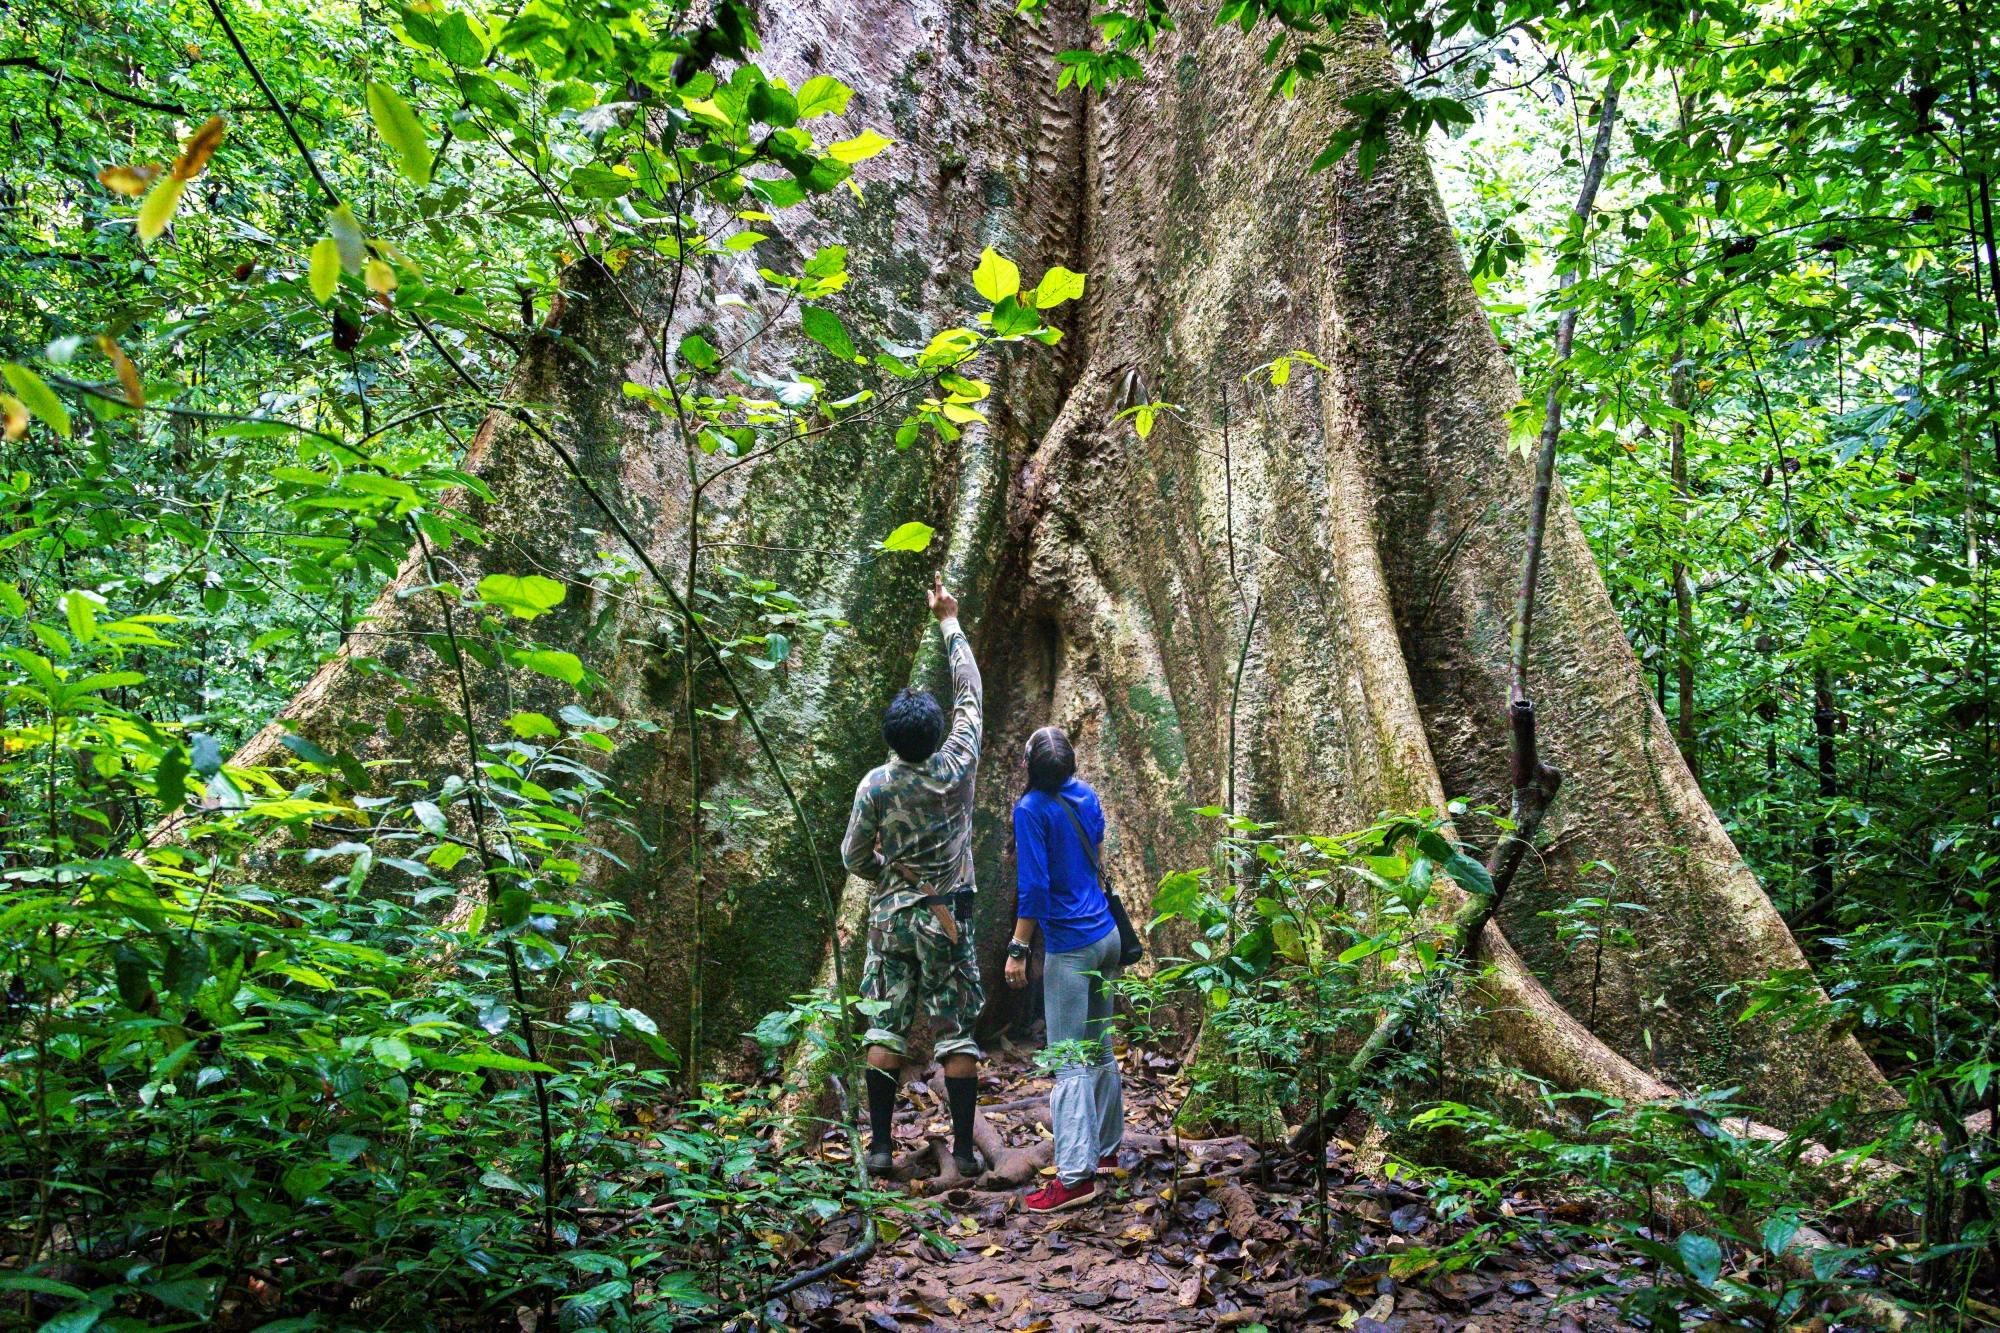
[236,2,1893,1127]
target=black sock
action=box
[866,1068,898,1154]
[945,1074,978,1161]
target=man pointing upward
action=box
[840,575,986,1177]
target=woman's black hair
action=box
[1024,725,1076,794]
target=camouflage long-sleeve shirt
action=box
[840,615,983,927]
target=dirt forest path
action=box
[772,1040,1638,1332]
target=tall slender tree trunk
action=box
[1670,343,1699,780]
[222,1,1895,1126]
[1812,669,1838,908]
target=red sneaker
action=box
[1025,1176,1097,1213]
[1097,1151,1120,1173]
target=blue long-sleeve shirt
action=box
[1012,777,1115,955]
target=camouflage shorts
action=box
[860,902,984,1060]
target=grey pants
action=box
[1044,927,1124,1185]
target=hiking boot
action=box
[864,1147,897,1178]
[1024,1176,1097,1213]
[952,1147,983,1179]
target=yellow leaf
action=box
[98,163,163,196]
[827,129,893,164]
[364,258,397,295]
[0,394,26,441]
[971,247,1020,303]
[309,237,340,304]
[97,336,143,407]
[1032,265,1087,308]
[136,173,187,242]
[173,115,226,180]
[328,204,367,275]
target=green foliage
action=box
[1408,1089,1918,1329]
[0,0,1077,1323]
[1042,0,1998,1307]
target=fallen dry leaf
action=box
[98,163,163,196]
[173,115,227,180]
[97,336,143,407]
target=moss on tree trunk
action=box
[233,0,1891,1125]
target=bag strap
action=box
[1055,795,1103,876]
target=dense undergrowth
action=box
[1130,810,1982,1328]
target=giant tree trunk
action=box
[237,1,1893,1125]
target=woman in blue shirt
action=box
[1004,726,1123,1212]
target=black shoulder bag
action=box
[1056,797,1144,968]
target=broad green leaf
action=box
[0,1277,89,1302]
[794,75,853,120]
[477,573,566,619]
[972,247,1020,302]
[308,237,340,304]
[62,589,102,644]
[280,733,334,765]
[3,364,69,438]
[436,12,486,64]
[1440,850,1494,898]
[1763,1211,1801,1257]
[517,648,585,686]
[880,521,935,553]
[371,1034,415,1070]
[1677,1231,1722,1286]
[1033,265,1087,308]
[679,332,721,372]
[507,711,560,738]
[437,1048,557,1074]
[801,307,858,360]
[367,82,433,187]
[990,295,1040,336]
[154,744,189,807]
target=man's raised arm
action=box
[928,576,982,778]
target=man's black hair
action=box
[1025,726,1076,794]
[883,687,945,762]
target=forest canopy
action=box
[0,0,1994,1329]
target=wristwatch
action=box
[1006,940,1030,961]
